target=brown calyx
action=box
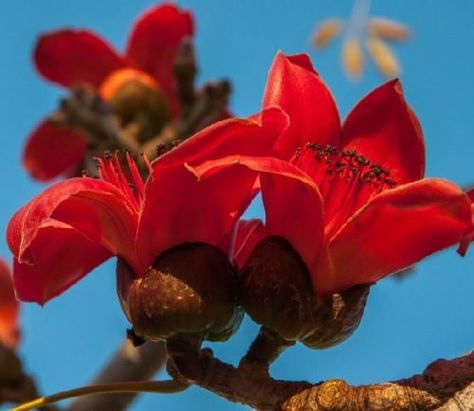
[116,243,243,342]
[240,236,370,348]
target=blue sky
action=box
[1,1,473,409]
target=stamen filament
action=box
[140,152,154,174]
[127,152,145,202]
[12,379,189,411]
[112,155,141,210]
[96,152,149,213]
[97,155,121,189]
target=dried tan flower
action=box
[310,0,412,82]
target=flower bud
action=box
[239,236,369,348]
[117,243,243,342]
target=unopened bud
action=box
[117,243,243,342]
[240,236,369,348]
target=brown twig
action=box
[240,326,294,368]
[166,342,474,411]
[141,79,231,158]
[67,339,166,411]
[174,37,198,111]
[433,381,474,410]
[50,86,139,153]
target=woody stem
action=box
[66,339,167,411]
[240,326,295,367]
[168,348,474,410]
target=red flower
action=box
[0,259,20,350]
[191,53,472,296]
[458,188,474,256]
[8,111,287,305]
[24,3,193,181]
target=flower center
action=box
[292,143,397,235]
[99,68,159,101]
[96,152,152,213]
[98,68,170,143]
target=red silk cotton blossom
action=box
[192,52,472,297]
[7,110,288,306]
[24,3,193,181]
[0,259,20,350]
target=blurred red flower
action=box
[24,3,193,181]
[0,259,20,350]
[193,53,472,296]
[8,110,287,305]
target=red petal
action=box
[155,107,288,169]
[315,179,472,295]
[263,52,341,158]
[34,29,127,87]
[232,219,265,268]
[0,259,20,349]
[467,188,474,202]
[458,229,474,256]
[13,221,111,305]
[23,121,88,181]
[125,3,194,110]
[137,164,257,267]
[7,178,139,273]
[342,80,425,184]
[457,188,474,256]
[190,155,324,272]
[137,110,288,266]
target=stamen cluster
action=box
[297,142,397,191]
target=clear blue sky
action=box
[1,1,473,409]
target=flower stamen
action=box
[95,152,149,213]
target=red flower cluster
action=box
[8,52,471,341]
[24,3,193,181]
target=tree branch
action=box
[167,343,474,411]
[434,381,474,410]
[67,340,166,411]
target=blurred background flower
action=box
[0,258,19,351]
[312,0,411,80]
